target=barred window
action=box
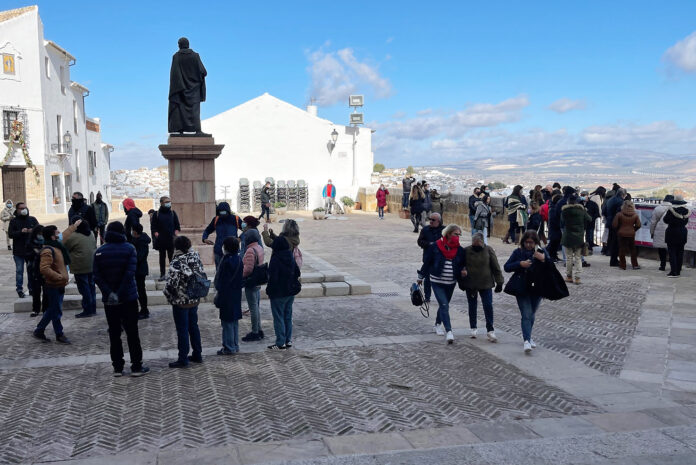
[3,110,19,141]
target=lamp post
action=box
[348,96,364,186]
[60,131,72,213]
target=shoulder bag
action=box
[245,247,268,288]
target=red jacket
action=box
[376,188,389,207]
[540,200,550,221]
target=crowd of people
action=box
[412,181,692,352]
[7,192,303,377]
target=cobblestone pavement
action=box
[0,342,600,463]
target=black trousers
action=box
[608,228,620,266]
[668,244,685,275]
[259,203,270,221]
[105,300,143,372]
[136,274,148,313]
[658,248,667,268]
[159,246,174,276]
[31,278,47,314]
[96,225,106,245]
[547,238,561,260]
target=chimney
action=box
[307,105,318,117]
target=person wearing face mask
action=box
[26,225,48,317]
[91,191,109,245]
[203,201,242,269]
[33,225,71,344]
[241,217,265,342]
[580,191,600,250]
[8,202,39,298]
[63,217,98,318]
[151,196,181,280]
[122,198,142,244]
[375,184,389,220]
[459,233,504,342]
[1,199,14,250]
[238,215,260,257]
[68,192,98,234]
[418,224,467,344]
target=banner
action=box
[635,203,696,252]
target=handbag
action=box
[503,271,528,296]
[527,260,569,301]
[245,247,268,287]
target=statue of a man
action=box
[168,37,207,135]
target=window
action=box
[60,66,65,95]
[44,56,50,78]
[64,174,72,203]
[51,175,61,205]
[88,150,96,176]
[75,149,80,182]
[3,110,19,141]
[73,100,78,134]
[56,115,62,147]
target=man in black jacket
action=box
[604,188,626,267]
[68,192,98,233]
[417,212,445,303]
[468,188,481,233]
[151,196,180,280]
[8,202,38,298]
[581,190,600,248]
[402,174,415,210]
[131,223,151,319]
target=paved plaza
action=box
[0,212,694,464]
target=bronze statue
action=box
[168,37,208,135]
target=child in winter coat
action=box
[214,237,244,355]
[131,223,151,319]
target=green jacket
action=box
[460,245,504,291]
[63,230,97,274]
[561,204,591,248]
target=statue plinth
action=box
[159,135,224,265]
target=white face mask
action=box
[20,209,28,216]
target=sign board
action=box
[635,202,696,252]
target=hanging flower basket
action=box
[2,120,40,183]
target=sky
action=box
[11,0,696,169]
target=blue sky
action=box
[14,0,696,168]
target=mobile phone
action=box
[536,246,544,253]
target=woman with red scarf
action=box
[418,224,466,344]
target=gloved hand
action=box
[494,282,503,293]
[107,292,120,305]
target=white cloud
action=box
[548,98,587,113]
[664,31,696,72]
[110,141,164,170]
[580,121,696,149]
[307,46,392,106]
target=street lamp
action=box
[63,130,72,153]
[330,128,338,144]
[348,95,364,186]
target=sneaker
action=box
[29,312,39,318]
[668,274,679,279]
[188,355,203,363]
[138,311,150,320]
[574,278,581,285]
[285,341,293,349]
[241,332,260,342]
[55,334,71,344]
[130,366,150,377]
[582,262,590,267]
[7,245,12,250]
[258,329,265,339]
[158,275,166,282]
[469,328,478,338]
[168,360,188,368]
[75,311,96,319]
[434,324,445,336]
[32,331,49,342]
[267,344,286,350]
[564,276,573,283]
[529,339,537,348]
[487,331,497,342]
[217,348,233,355]
[524,341,532,353]
[658,266,666,271]
[632,266,641,270]
[17,291,25,298]
[113,370,125,377]
[446,331,454,344]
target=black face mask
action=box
[472,245,484,252]
[71,198,84,208]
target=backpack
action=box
[185,266,211,299]
[244,247,269,287]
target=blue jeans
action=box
[74,273,97,314]
[36,287,64,336]
[270,295,294,347]
[431,282,455,332]
[466,289,494,331]
[221,319,239,352]
[14,255,31,294]
[172,305,202,363]
[378,206,384,218]
[471,228,488,245]
[402,192,409,209]
[516,295,542,342]
[423,275,432,302]
[245,286,261,334]
[469,214,476,232]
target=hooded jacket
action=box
[93,230,138,303]
[68,198,98,231]
[459,245,504,291]
[473,200,491,230]
[63,221,97,274]
[649,201,671,249]
[262,229,303,267]
[663,204,691,246]
[266,234,302,298]
[151,205,180,248]
[164,250,206,307]
[8,208,38,257]
[612,202,641,238]
[123,199,142,243]
[1,202,13,226]
[214,252,243,321]
[417,224,445,261]
[376,188,389,207]
[134,233,151,277]
[202,202,242,256]
[561,204,591,248]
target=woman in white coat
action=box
[649,195,673,271]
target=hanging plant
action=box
[3,120,40,183]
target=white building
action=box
[203,93,373,210]
[0,5,112,214]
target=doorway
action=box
[2,167,26,204]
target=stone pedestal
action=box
[159,136,224,265]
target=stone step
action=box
[64,280,157,295]
[12,279,371,313]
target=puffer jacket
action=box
[612,203,641,238]
[40,245,69,288]
[650,202,671,249]
[124,204,142,243]
[242,242,264,278]
[93,231,138,303]
[266,236,301,298]
[663,205,691,246]
[163,250,205,307]
[460,245,504,291]
[202,202,242,256]
[561,204,591,248]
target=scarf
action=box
[436,235,460,260]
[45,239,71,266]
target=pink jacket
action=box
[376,188,389,207]
[242,242,265,277]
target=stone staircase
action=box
[12,270,371,313]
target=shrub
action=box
[313,207,325,212]
[274,201,286,208]
[341,196,355,207]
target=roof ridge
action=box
[0,5,37,23]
